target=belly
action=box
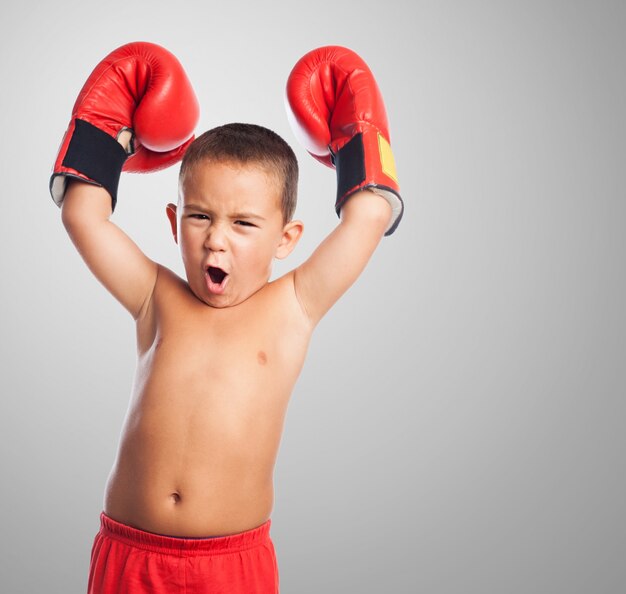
[103,387,285,537]
[104,467,275,537]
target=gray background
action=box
[1,0,625,592]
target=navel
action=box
[257,350,268,365]
[170,492,181,504]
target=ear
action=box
[166,203,178,244]
[275,219,304,260]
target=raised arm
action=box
[285,46,403,324]
[294,190,391,322]
[50,42,199,319]
[61,179,158,320]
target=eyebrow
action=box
[182,204,266,221]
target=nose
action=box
[204,222,228,252]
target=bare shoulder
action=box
[152,264,191,298]
[135,264,195,353]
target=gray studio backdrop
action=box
[1,1,625,592]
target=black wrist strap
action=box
[333,133,366,212]
[62,119,128,210]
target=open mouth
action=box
[207,266,227,284]
[206,266,229,295]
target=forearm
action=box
[60,179,157,320]
[61,179,113,229]
[339,189,393,235]
[293,191,391,323]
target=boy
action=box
[51,42,403,594]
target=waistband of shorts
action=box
[99,512,271,556]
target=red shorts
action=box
[88,513,279,594]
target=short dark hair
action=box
[179,123,299,222]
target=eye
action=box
[235,220,255,227]
[189,214,210,220]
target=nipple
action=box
[257,351,268,365]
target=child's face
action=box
[167,160,302,308]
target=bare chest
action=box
[148,318,297,385]
[135,269,311,401]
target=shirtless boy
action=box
[50,42,403,594]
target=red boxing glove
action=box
[50,41,199,210]
[285,46,403,235]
